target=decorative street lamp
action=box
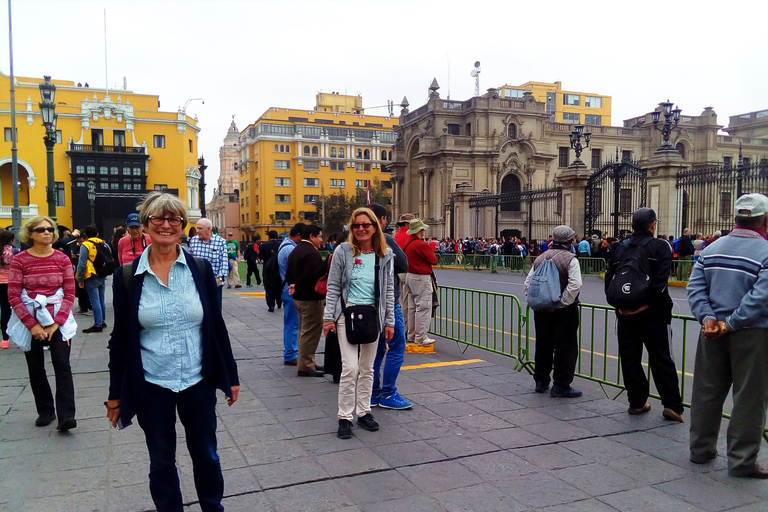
[87,180,96,224]
[38,76,58,221]
[568,124,591,166]
[651,100,682,148]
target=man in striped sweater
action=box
[687,193,768,479]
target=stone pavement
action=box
[1,284,767,512]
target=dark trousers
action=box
[532,305,579,388]
[616,309,683,412]
[0,283,10,339]
[136,380,224,512]
[245,261,261,286]
[75,281,91,311]
[265,289,283,310]
[23,330,76,420]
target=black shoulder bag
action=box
[340,255,381,344]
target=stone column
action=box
[556,160,592,235]
[642,147,686,238]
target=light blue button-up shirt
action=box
[135,246,205,392]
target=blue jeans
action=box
[84,276,106,327]
[136,380,223,512]
[372,303,406,398]
[281,288,299,361]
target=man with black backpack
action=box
[605,208,684,423]
[259,231,282,311]
[77,225,116,333]
[524,225,583,398]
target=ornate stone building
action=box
[389,80,767,241]
[206,119,242,238]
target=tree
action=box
[352,177,392,217]
[316,191,352,240]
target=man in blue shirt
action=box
[189,218,229,307]
[278,223,304,365]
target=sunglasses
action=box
[33,227,56,233]
[148,215,184,227]
[351,222,374,230]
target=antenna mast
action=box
[447,54,451,100]
[470,61,481,97]
[104,9,108,96]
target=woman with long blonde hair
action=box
[323,207,395,439]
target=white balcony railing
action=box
[0,205,39,218]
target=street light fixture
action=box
[38,75,58,221]
[651,100,682,148]
[87,180,96,224]
[569,124,591,166]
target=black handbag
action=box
[341,256,380,345]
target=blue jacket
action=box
[687,228,768,332]
[107,250,239,428]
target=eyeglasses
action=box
[32,226,56,234]
[148,215,184,227]
[351,222,374,230]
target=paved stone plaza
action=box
[1,285,767,512]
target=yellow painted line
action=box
[235,292,266,297]
[401,359,485,370]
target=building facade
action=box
[497,81,611,126]
[390,81,767,241]
[236,93,397,240]
[0,73,201,235]
[206,119,243,238]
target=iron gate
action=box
[469,186,562,242]
[676,160,768,236]
[585,159,646,238]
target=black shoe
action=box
[101,322,108,329]
[284,358,297,366]
[357,413,379,432]
[35,413,56,427]
[277,303,282,309]
[333,375,341,384]
[83,326,103,333]
[268,307,275,312]
[315,365,324,372]
[337,419,353,439]
[535,381,550,393]
[57,418,77,432]
[298,370,325,377]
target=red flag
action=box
[366,181,370,205]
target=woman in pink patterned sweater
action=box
[8,216,77,431]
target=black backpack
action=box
[262,253,284,297]
[605,237,653,310]
[489,245,498,255]
[91,240,118,277]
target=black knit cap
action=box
[631,208,657,230]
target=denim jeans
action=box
[372,303,406,399]
[135,380,224,512]
[84,276,106,327]
[281,288,299,361]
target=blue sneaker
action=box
[379,392,413,410]
[370,394,380,407]
[549,385,582,398]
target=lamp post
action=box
[87,180,96,224]
[651,100,682,149]
[568,124,591,166]
[38,75,57,221]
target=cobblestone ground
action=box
[1,283,767,511]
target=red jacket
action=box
[404,236,438,274]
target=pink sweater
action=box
[8,250,76,330]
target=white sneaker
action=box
[418,338,436,345]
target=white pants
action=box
[337,313,377,421]
[403,273,433,343]
[398,274,410,339]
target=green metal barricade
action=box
[578,257,608,275]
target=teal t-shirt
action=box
[347,253,376,305]
[226,240,239,259]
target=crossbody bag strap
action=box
[374,255,380,309]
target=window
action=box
[620,189,632,212]
[4,127,17,141]
[585,96,602,108]
[153,135,165,148]
[256,212,260,221]
[330,148,337,158]
[363,149,370,159]
[242,214,245,222]
[188,139,193,153]
[304,160,319,171]
[87,165,96,174]
[303,145,310,156]
[355,180,369,189]
[559,147,570,167]
[724,156,733,167]
[503,88,525,98]
[330,179,345,188]
[133,167,142,176]
[304,178,319,187]
[55,182,65,207]
[563,94,580,106]
[338,148,345,158]
[465,123,472,136]
[447,124,460,135]
[381,180,391,189]
[508,124,516,139]
[110,166,119,175]
[240,198,244,207]
[92,129,104,146]
[274,160,290,170]
[330,162,339,171]
[546,92,556,122]
[99,166,109,175]
[274,144,279,152]
[275,211,291,221]
[675,143,685,160]
[55,130,62,144]
[123,166,131,175]
[304,195,319,204]
[246,197,249,206]
[622,150,632,162]
[110,182,120,190]
[275,194,291,203]
[381,150,388,160]
[563,112,580,123]
[113,130,125,147]
[720,192,731,216]
[585,114,601,126]
[356,163,362,172]
[275,177,291,187]
[364,163,370,171]
[312,146,319,156]
[245,181,249,190]
[743,157,751,166]
[591,149,602,169]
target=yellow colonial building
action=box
[497,80,611,126]
[0,72,202,234]
[236,93,397,240]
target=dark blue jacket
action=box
[107,250,239,427]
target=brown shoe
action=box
[628,403,651,415]
[662,407,684,423]
[731,466,768,479]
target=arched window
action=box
[356,149,362,159]
[364,149,370,160]
[338,148,345,158]
[234,162,238,171]
[500,174,522,212]
[330,148,337,158]
[280,145,285,152]
[508,123,517,139]
[303,145,310,156]
[274,144,279,152]
[381,150,387,160]
[676,142,685,160]
[312,146,319,156]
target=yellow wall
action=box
[498,80,612,126]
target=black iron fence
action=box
[585,159,646,238]
[469,186,562,242]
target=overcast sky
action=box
[3,0,766,201]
